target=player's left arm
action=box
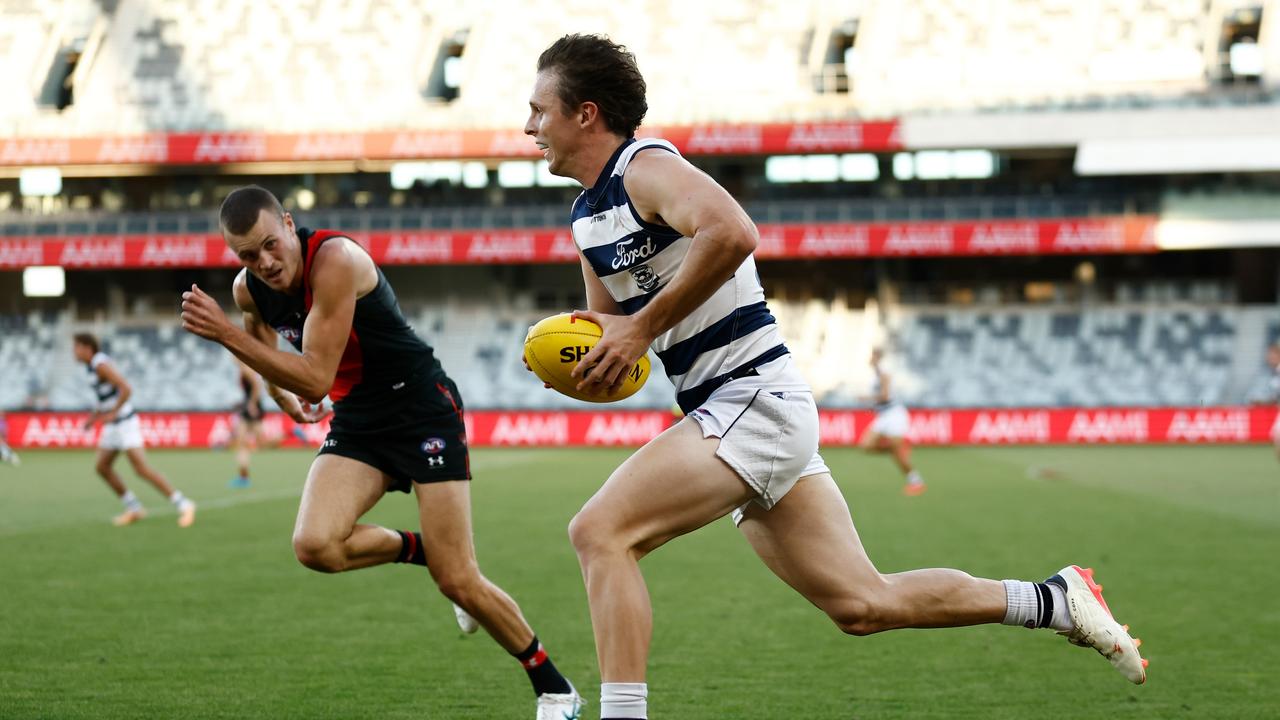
[571,150,758,391]
[182,242,357,404]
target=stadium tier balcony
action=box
[0,194,1140,238]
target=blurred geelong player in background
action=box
[859,347,925,495]
[0,411,19,466]
[1268,343,1280,460]
[73,333,196,527]
[180,186,582,719]
[525,34,1146,720]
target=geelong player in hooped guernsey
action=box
[526,34,1148,720]
[569,137,803,414]
[73,332,197,527]
[180,186,582,719]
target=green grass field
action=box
[1,445,1277,719]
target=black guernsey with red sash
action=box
[245,228,443,426]
[245,228,467,489]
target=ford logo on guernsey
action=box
[611,236,656,270]
[421,437,446,455]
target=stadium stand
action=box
[2,0,1275,135]
[8,301,1277,413]
[847,0,1230,116]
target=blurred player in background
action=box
[73,333,196,527]
[229,358,267,488]
[526,34,1146,720]
[859,347,925,495]
[0,412,19,466]
[1268,343,1280,460]
[180,186,582,719]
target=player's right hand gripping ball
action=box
[524,313,650,403]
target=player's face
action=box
[72,342,91,363]
[525,70,578,177]
[1269,347,1280,368]
[226,210,301,292]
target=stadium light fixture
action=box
[765,155,806,183]
[19,167,62,197]
[462,162,489,189]
[802,155,840,182]
[443,56,463,89]
[1229,40,1263,77]
[892,153,914,181]
[295,188,316,210]
[840,154,879,181]
[497,161,536,188]
[23,266,65,298]
[914,151,952,180]
[952,150,996,179]
[390,161,464,189]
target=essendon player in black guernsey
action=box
[180,186,583,718]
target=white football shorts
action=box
[685,356,829,525]
[99,415,144,451]
[869,404,910,439]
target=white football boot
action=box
[535,682,584,720]
[453,603,479,634]
[1050,565,1147,684]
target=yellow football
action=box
[523,313,650,403]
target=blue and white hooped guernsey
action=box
[87,352,135,422]
[571,138,806,413]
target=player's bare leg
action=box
[569,420,755,683]
[886,437,925,494]
[861,432,924,494]
[414,479,582,713]
[412,480,533,649]
[738,472,1146,682]
[738,473,1003,632]
[125,448,176,496]
[230,421,254,487]
[291,454,405,571]
[94,449,127,495]
[96,449,145,526]
[859,430,883,453]
[125,447,196,526]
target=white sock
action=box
[1002,579,1039,629]
[1002,579,1074,632]
[601,682,647,719]
[121,490,143,511]
[168,491,188,508]
[906,470,923,484]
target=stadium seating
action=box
[2,0,1272,135]
[5,301,1276,413]
[849,0,1237,116]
